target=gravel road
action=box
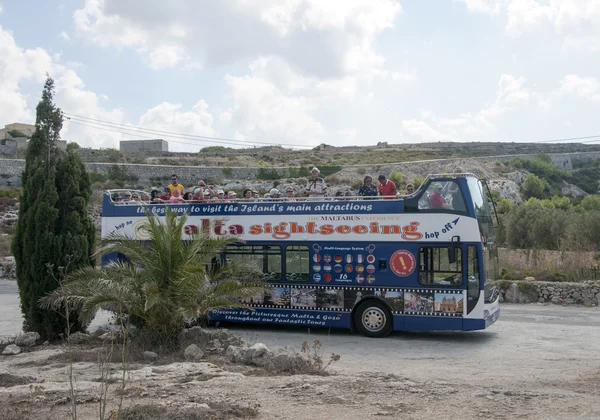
[3,277,599,386]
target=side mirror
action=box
[448,246,457,264]
[448,236,460,264]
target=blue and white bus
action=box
[101,173,500,337]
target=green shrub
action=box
[200,146,231,153]
[413,176,424,189]
[257,168,281,180]
[0,187,21,199]
[107,165,131,183]
[222,167,233,176]
[89,172,107,183]
[389,170,403,187]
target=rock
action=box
[99,332,117,342]
[2,344,21,355]
[15,332,40,347]
[243,343,272,365]
[184,344,204,362]
[225,345,245,362]
[207,339,222,351]
[179,326,213,346]
[524,276,535,281]
[69,332,90,344]
[143,351,158,362]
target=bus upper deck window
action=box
[418,181,466,212]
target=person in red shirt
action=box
[429,184,447,209]
[377,175,397,199]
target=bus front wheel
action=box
[354,300,393,338]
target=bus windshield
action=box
[467,177,499,302]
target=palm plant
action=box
[40,207,266,332]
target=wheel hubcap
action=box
[362,307,386,332]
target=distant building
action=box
[0,122,36,140]
[120,139,169,154]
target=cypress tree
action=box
[12,77,95,339]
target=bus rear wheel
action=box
[354,300,393,338]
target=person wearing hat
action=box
[227,191,237,201]
[306,167,326,199]
[284,186,297,202]
[429,184,447,209]
[215,189,226,203]
[269,188,282,201]
[377,174,397,200]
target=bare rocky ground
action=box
[1,304,599,419]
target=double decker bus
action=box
[101,173,500,337]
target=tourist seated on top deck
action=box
[111,192,121,203]
[406,183,415,195]
[159,187,170,201]
[215,190,227,203]
[198,180,214,196]
[377,174,397,199]
[306,167,327,199]
[227,191,237,201]
[168,174,184,196]
[242,189,254,202]
[269,188,282,201]
[284,186,296,202]
[429,184,448,209]
[190,188,210,203]
[150,190,162,203]
[358,175,378,199]
[170,188,185,204]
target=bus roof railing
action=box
[104,173,481,205]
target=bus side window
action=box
[285,245,310,281]
[467,245,480,314]
[224,244,282,281]
[418,247,463,286]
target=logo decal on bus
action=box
[390,250,416,277]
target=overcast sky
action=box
[1,0,599,152]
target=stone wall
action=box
[498,280,600,306]
[2,150,600,187]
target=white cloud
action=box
[0,24,219,151]
[73,0,402,76]
[138,101,215,152]
[55,70,127,148]
[455,0,507,15]
[0,25,54,124]
[219,55,415,147]
[400,74,531,142]
[59,31,71,41]
[559,74,600,100]
[222,60,325,147]
[459,0,600,51]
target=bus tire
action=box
[354,300,393,338]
